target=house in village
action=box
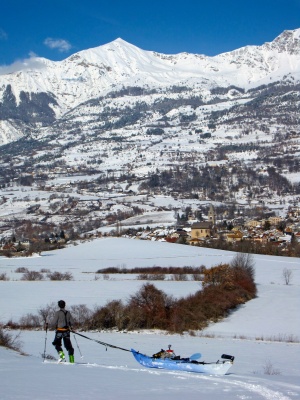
[288,206,300,219]
[224,230,244,243]
[284,226,293,236]
[188,205,216,242]
[294,231,300,242]
[245,220,263,228]
[190,221,213,239]
[189,237,203,245]
[268,216,282,226]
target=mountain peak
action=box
[266,28,300,54]
[111,37,131,45]
[99,37,141,52]
[69,37,144,65]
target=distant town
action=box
[1,203,299,258]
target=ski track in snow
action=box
[143,370,296,400]
[125,368,295,399]
[43,360,295,399]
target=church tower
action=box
[208,204,216,225]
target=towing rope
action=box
[72,331,132,353]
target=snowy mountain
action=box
[0,29,299,144]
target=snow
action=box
[1,237,300,399]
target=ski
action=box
[43,359,92,366]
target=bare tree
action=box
[230,252,255,280]
[282,268,293,285]
[38,302,57,325]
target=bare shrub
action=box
[137,273,149,280]
[47,271,73,280]
[171,273,187,281]
[2,250,13,258]
[15,267,29,273]
[230,252,255,281]
[171,259,257,333]
[87,300,126,330]
[21,270,44,281]
[151,274,165,281]
[0,273,9,281]
[201,332,215,339]
[70,304,92,326]
[257,333,299,343]
[192,273,202,281]
[99,266,205,275]
[138,273,165,280]
[255,335,264,341]
[237,334,247,340]
[263,359,281,375]
[202,264,232,288]
[3,319,20,329]
[282,268,293,285]
[126,283,174,330]
[38,302,57,325]
[284,334,299,343]
[19,313,41,328]
[0,327,22,352]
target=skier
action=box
[49,300,75,363]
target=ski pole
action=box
[43,323,48,361]
[73,332,83,358]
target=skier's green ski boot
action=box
[69,355,75,363]
[58,351,65,363]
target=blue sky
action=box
[0,0,299,67]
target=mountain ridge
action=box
[1,29,299,101]
[0,28,299,146]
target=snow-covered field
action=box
[1,238,300,399]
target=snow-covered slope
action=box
[1,238,299,400]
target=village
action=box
[1,203,300,259]
[117,204,300,253]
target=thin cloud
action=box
[0,55,46,75]
[0,28,8,40]
[44,37,72,52]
